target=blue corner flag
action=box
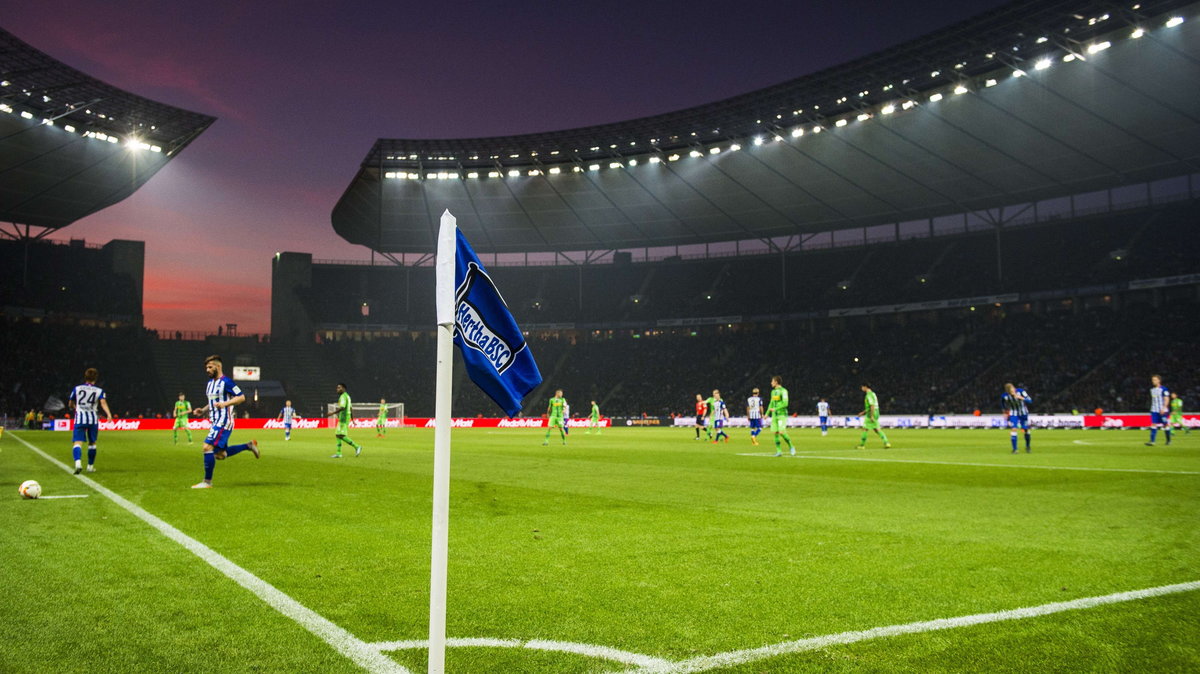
[445,225,542,417]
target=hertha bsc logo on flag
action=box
[455,263,518,374]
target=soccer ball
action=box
[19,480,41,499]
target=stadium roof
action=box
[335,0,1200,255]
[0,26,215,236]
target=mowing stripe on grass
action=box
[10,433,409,674]
[737,452,1200,475]
[370,637,671,669]
[622,580,1200,673]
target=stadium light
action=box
[427,172,438,180]
[729,143,741,151]
[856,113,871,121]
[1166,16,1184,27]
[527,169,540,176]
[385,171,397,179]
[0,103,10,113]
[488,171,500,178]
[548,167,561,174]
[1131,27,1145,38]
[812,125,822,133]
[507,169,520,177]
[985,79,998,87]
[407,172,419,179]
[19,110,33,119]
[953,85,968,95]
[1062,53,1078,62]
[709,147,720,155]
[0,80,8,86]
[1035,58,1052,70]
[609,162,622,169]
[881,104,895,115]
[835,118,848,127]
[689,150,703,158]
[1012,69,1026,78]
[64,124,75,132]
[753,136,764,146]
[649,156,662,163]
[150,145,162,153]
[588,164,600,171]
[667,154,680,162]
[901,100,915,110]
[1087,41,1111,53]
[791,127,805,136]
[467,171,479,179]
[928,93,943,102]
[628,158,638,166]
[572,165,583,172]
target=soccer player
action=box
[587,400,601,434]
[693,394,708,440]
[543,389,567,446]
[191,355,259,488]
[746,388,764,446]
[277,400,296,441]
[329,383,362,458]
[1146,375,1172,446]
[69,368,113,474]
[376,398,388,438]
[1001,383,1033,453]
[708,390,730,443]
[816,398,831,436]
[1168,392,1186,438]
[172,392,193,445]
[766,376,796,457]
[563,400,571,436]
[856,383,892,449]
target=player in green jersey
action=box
[856,383,892,449]
[1168,392,1186,439]
[767,375,795,456]
[543,389,567,445]
[328,383,362,458]
[172,393,193,444]
[376,398,388,438]
[587,400,601,434]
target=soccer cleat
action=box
[191,481,212,489]
[355,445,362,457]
[774,451,782,457]
[542,441,549,446]
[73,467,82,475]
[86,466,96,473]
[751,439,759,446]
[1144,442,1155,446]
[331,453,342,458]
[854,445,865,450]
[249,439,260,459]
[884,443,892,449]
[790,447,796,456]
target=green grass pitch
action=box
[1,426,1197,673]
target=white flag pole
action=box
[429,210,457,674]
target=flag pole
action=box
[429,210,457,674]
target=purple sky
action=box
[5,0,1003,333]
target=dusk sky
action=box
[5,0,1003,333]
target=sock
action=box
[879,432,889,444]
[73,445,82,462]
[203,452,215,480]
[1025,432,1031,449]
[695,427,700,438]
[859,431,868,445]
[87,446,96,466]
[224,443,249,457]
[1165,429,1173,443]
[345,437,360,449]
[285,430,290,439]
[1150,428,1158,443]
[781,432,794,449]
[545,429,552,441]
[335,439,343,455]
[774,434,781,449]
[186,429,193,442]
[173,429,178,443]
[559,428,566,442]
[1011,433,1018,451]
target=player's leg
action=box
[173,420,179,445]
[340,427,361,456]
[1146,414,1160,446]
[333,430,344,457]
[193,429,223,487]
[543,422,552,445]
[223,437,260,458]
[186,423,193,443]
[558,419,567,444]
[1023,419,1031,452]
[1009,418,1019,453]
[86,426,98,471]
[876,427,891,448]
[71,429,84,474]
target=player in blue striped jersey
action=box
[1146,374,1171,446]
[191,355,259,488]
[69,368,113,474]
[817,398,831,436]
[746,389,764,446]
[710,391,729,444]
[1001,383,1033,453]
[277,400,296,441]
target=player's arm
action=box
[100,397,114,421]
[218,394,245,409]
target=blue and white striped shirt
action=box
[747,396,763,419]
[280,406,295,424]
[817,401,830,417]
[1150,386,1169,414]
[206,376,243,430]
[1002,388,1032,416]
[70,383,105,425]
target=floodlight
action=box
[507,169,520,177]
[953,85,968,95]
[1166,16,1183,27]
[985,79,997,87]
[488,171,501,178]
[1087,41,1111,53]
[728,143,741,151]
[609,162,621,169]
[64,124,75,132]
[628,158,638,166]
[19,110,32,119]
[467,171,479,179]
[791,127,805,136]
[1131,27,1145,38]
[527,169,540,176]
[588,164,600,171]
[689,150,702,158]
[667,154,680,162]
[649,156,662,163]
[1034,58,1051,70]
[857,113,870,121]
[548,167,561,174]
[753,136,764,146]
[708,147,720,155]
[835,118,848,127]
[928,93,943,102]
[901,100,915,110]
[881,105,895,115]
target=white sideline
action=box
[10,433,408,674]
[370,637,672,669]
[620,580,1200,673]
[36,494,90,499]
[737,452,1200,475]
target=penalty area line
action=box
[9,433,408,674]
[621,580,1200,673]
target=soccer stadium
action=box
[3,1,1199,671]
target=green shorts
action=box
[1169,414,1183,425]
[770,415,788,432]
[549,416,564,428]
[173,418,188,429]
[336,421,350,436]
[863,415,880,430]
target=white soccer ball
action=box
[19,480,42,499]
